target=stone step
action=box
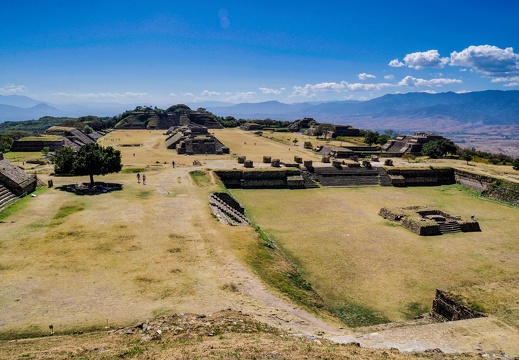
[209,196,250,225]
[439,222,462,234]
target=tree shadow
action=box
[55,182,123,195]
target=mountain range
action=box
[1,91,518,134]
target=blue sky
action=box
[1,0,519,105]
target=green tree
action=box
[462,153,473,165]
[512,158,519,170]
[364,130,379,146]
[0,134,14,152]
[53,147,76,175]
[421,139,457,159]
[54,143,122,186]
[314,124,335,139]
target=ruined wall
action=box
[431,289,485,321]
[482,181,519,206]
[10,140,65,152]
[212,192,245,215]
[459,221,481,232]
[386,168,455,186]
[455,170,519,206]
[214,169,301,189]
[454,169,494,191]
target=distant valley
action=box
[1,90,518,156]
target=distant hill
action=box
[206,90,519,132]
[2,90,518,134]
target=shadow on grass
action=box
[55,182,123,195]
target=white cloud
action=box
[56,91,149,100]
[384,75,395,80]
[226,91,256,101]
[202,90,221,96]
[169,93,177,97]
[389,59,405,67]
[403,50,449,69]
[292,81,393,97]
[259,87,285,95]
[504,82,519,87]
[182,92,194,97]
[449,45,519,77]
[0,83,27,95]
[398,76,462,87]
[491,76,519,83]
[358,73,376,80]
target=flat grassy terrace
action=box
[231,185,519,327]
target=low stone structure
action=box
[214,169,304,189]
[381,132,445,157]
[379,206,481,236]
[311,166,382,187]
[262,156,271,163]
[10,126,103,152]
[166,125,229,155]
[431,289,485,321]
[385,168,456,187]
[240,123,264,131]
[0,153,37,209]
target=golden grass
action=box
[231,185,519,326]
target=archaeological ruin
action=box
[10,126,104,152]
[0,152,37,211]
[381,133,445,156]
[379,206,481,236]
[165,124,229,155]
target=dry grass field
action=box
[231,185,519,326]
[1,128,519,357]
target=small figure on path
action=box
[471,214,475,220]
[172,160,175,168]
[136,173,141,183]
[142,174,146,185]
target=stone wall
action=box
[385,168,455,186]
[212,192,245,215]
[454,169,494,191]
[431,289,485,321]
[214,169,301,189]
[454,170,519,206]
[10,139,65,152]
[482,181,519,206]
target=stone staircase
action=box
[301,170,320,189]
[377,167,392,186]
[209,194,251,226]
[0,184,18,212]
[438,221,462,234]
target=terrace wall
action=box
[431,289,485,321]
[214,169,301,189]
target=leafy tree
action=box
[54,143,122,186]
[53,147,76,175]
[364,130,379,146]
[0,134,14,152]
[292,138,299,146]
[421,139,457,159]
[314,124,335,139]
[462,153,473,165]
[512,158,519,170]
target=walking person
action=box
[142,173,146,185]
[136,173,141,183]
